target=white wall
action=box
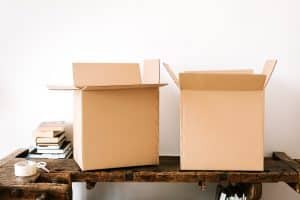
[1,0,300,199]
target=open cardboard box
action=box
[163,60,277,171]
[49,60,166,170]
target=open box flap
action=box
[143,59,160,84]
[47,85,83,90]
[162,63,180,88]
[162,63,260,90]
[163,60,278,90]
[47,84,167,91]
[183,69,254,74]
[82,83,167,91]
[262,59,277,88]
[179,73,266,90]
[73,63,141,87]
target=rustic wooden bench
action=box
[0,149,299,199]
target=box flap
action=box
[82,83,167,91]
[143,59,160,84]
[162,63,180,88]
[262,59,277,88]
[73,63,141,87]
[47,85,82,90]
[179,73,266,90]
[184,69,254,74]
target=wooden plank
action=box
[0,183,71,200]
[38,173,72,184]
[69,157,299,183]
[135,157,295,183]
[0,149,28,167]
[0,151,73,200]
[1,155,299,185]
[0,150,300,200]
[0,156,293,184]
[273,152,300,193]
[0,158,79,187]
[273,152,300,173]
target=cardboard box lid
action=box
[163,60,277,91]
[48,59,166,91]
[73,63,141,87]
[48,83,166,91]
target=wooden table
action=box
[0,149,300,199]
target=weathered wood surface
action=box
[0,158,77,186]
[1,149,300,184]
[3,158,298,183]
[0,149,28,167]
[1,149,300,199]
[273,152,300,172]
[273,152,300,193]
[0,150,73,199]
[69,157,299,183]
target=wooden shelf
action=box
[0,149,300,199]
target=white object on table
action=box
[14,160,50,177]
[36,161,50,173]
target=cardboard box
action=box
[163,60,277,171]
[49,60,166,170]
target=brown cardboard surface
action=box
[184,69,254,74]
[73,90,83,168]
[73,63,141,86]
[76,88,159,170]
[179,73,266,90]
[143,59,160,84]
[49,60,164,170]
[82,84,166,91]
[163,60,276,171]
[48,84,166,91]
[180,90,264,170]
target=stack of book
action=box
[28,121,72,159]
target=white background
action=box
[1,0,300,199]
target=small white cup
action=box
[14,160,37,177]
